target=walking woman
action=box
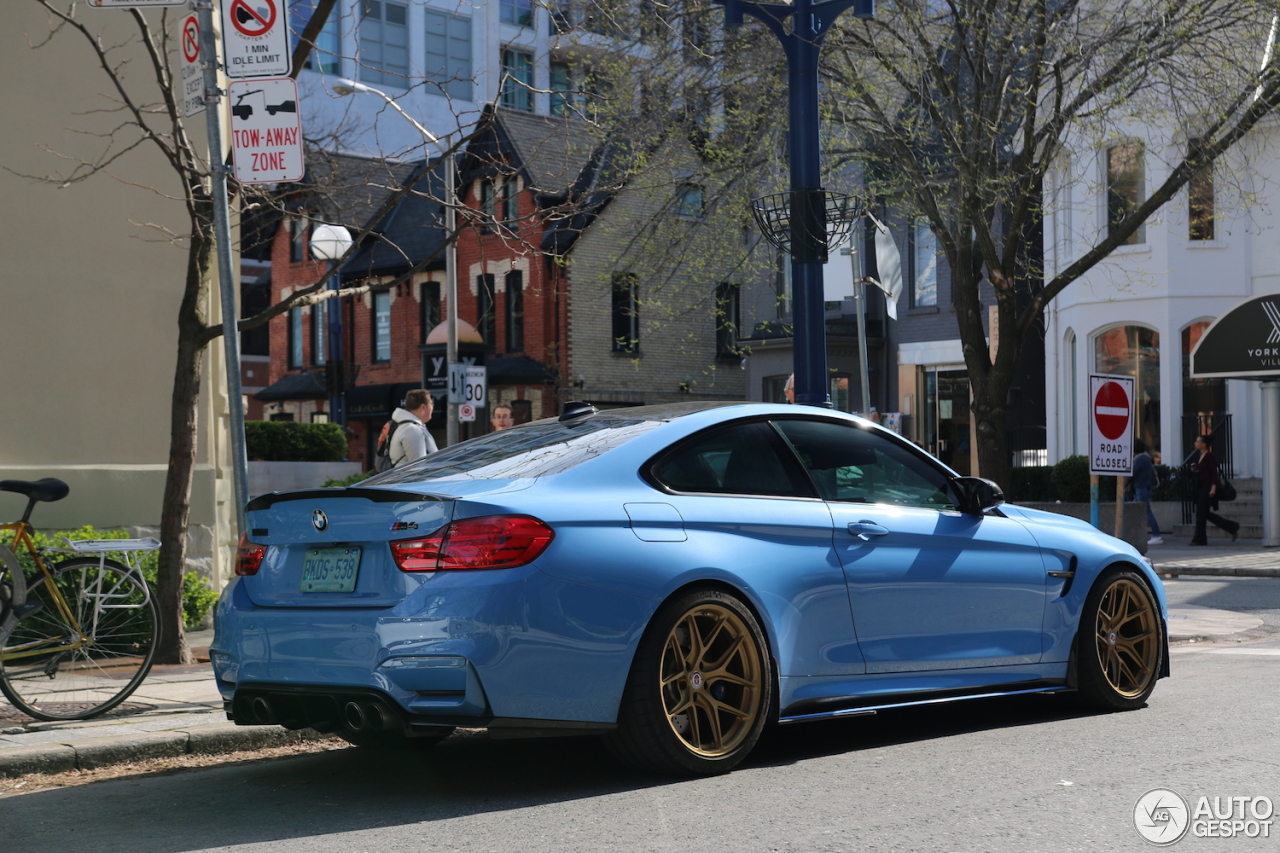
[1189,433,1240,545]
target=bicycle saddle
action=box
[0,478,70,503]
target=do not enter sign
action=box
[1089,374,1135,475]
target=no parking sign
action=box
[1089,373,1135,476]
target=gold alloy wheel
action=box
[659,603,764,757]
[1093,577,1158,698]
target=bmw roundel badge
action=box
[312,509,328,532]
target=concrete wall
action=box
[0,6,232,585]
[1018,501,1153,555]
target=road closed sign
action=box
[228,77,304,184]
[222,0,290,78]
[1089,373,1136,476]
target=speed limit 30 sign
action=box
[1089,373,1135,475]
[449,365,487,409]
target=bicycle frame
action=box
[0,520,86,661]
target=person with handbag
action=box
[1189,433,1240,545]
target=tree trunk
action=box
[153,213,214,665]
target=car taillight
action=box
[391,515,554,572]
[237,534,267,576]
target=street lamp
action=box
[310,223,353,424]
[716,0,875,407]
[330,78,462,446]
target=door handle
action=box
[847,521,890,541]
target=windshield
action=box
[367,416,663,484]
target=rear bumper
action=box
[210,570,654,727]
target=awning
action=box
[487,355,554,385]
[254,371,326,402]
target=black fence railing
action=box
[1008,425,1048,468]
[1179,413,1233,525]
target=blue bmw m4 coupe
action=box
[211,402,1168,775]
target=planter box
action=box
[248,461,363,498]
[1016,501,1151,555]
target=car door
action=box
[773,418,1050,674]
[646,419,866,677]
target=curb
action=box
[1154,567,1280,578]
[0,723,325,779]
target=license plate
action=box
[300,547,361,593]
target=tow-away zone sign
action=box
[228,77,303,184]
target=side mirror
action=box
[951,476,1005,515]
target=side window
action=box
[773,419,957,510]
[649,422,809,498]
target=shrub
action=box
[15,526,217,630]
[245,420,347,462]
[1005,466,1054,502]
[1050,455,1090,502]
[1152,464,1180,502]
[322,470,376,488]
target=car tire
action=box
[338,727,454,750]
[1075,569,1162,711]
[607,587,772,776]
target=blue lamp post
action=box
[716,0,874,406]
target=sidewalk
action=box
[3,542,1277,780]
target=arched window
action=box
[1094,325,1160,452]
[1181,320,1226,450]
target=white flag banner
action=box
[865,212,902,320]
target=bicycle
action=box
[0,478,161,721]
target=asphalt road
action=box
[4,633,1278,852]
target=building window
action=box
[1188,138,1214,241]
[715,282,740,359]
[311,301,327,365]
[505,270,524,352]
[424,9,472,101]
[911,220,937,307]
[502,175,520,225]
[1182,321,1226,444]
[500,48,534,112]
[479,179,496,230]
[420,280,441,343]
[290,216,307,262]
[477,273,496,346]
[359,0,409,87]
[288,0,341,74]
[551,60,575,117]
[675,182,704,218]
[611,272,639,354]
[1094,325,1160,452]
[1107,141,1145,245]
[288,307,304,368]
[500,0,533,28]
[373,289,391,361]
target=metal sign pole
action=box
[198,0,249,535]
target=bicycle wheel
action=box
[0,544,27,643]
[0,557,159,721]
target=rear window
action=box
[367,416,662,484]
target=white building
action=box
[1043,119,1279,477]
[290,0,639,156]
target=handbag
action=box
[1218,476,1237,502]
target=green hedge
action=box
[245,421,347,462]
[322,470,376,488]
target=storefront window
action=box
[924,367,970,475]
[1182,321,1226,449]
[1094,325,1160,452]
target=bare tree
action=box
[821,0,1280,488]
